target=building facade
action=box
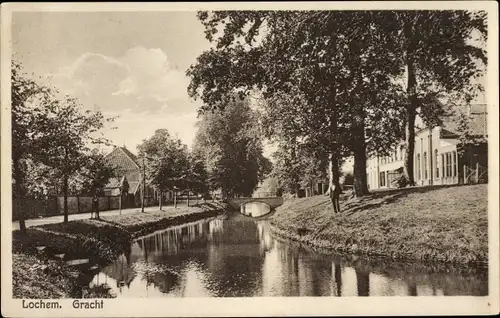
[367,104,487,190]
[104,146,169,208]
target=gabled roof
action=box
[105,146,142,194]
[105,146,141,171]
[440,104,487,138]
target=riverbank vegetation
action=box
[13,254,115,299]
[12,203,226,298]
[270,184,488,266]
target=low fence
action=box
[12,198,58,221]
[12,195,157,221]
[56,196,122,214]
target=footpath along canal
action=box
[87,212,487,297]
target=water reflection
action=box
[241,202,271,217]
[90,214,488,297]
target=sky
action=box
[11,10,487,166]
[12,11,214,154]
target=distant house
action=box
[104,146,159,208]
[367,104,488,190]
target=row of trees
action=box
[137,129,208,209]
[186,10,487,204]
[12,61,116,234]
[137,96,271,203]
[192,96,272,198]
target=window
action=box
[453,151,457,177]
[435,150,439,178]
[441,154,445,178]
[380,171,386,187]
[423,152,428,179]
[417,154,421,180]
[446,152,452,177]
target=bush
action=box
[391,174,409,188]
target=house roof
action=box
[440,104,487,138]
[105,147,143,194]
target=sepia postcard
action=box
[1,1,499,317]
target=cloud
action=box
[100,108,200,152]
[49,46,197,114]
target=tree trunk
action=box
[403,61,417,186]
[353,147,369,197]
[13,159,26,234]
[63,174,69,224]
[352,111,369,197]
[403,23,417,186]
[187,189,190,207]
[174,191,177,208]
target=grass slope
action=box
[270,184,488,266]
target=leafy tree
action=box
[33,95,113,223]
[387,10,487,185]
[137,129,190,210]
[187,153,209,204]
[189,11,409,204]
[68,149,116,195]
[23,160,60,199]
[193,96,270,198]
[12,61,114,226]
[12,61,51,233]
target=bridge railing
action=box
[252,192,278,198]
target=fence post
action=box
[463,164,467,184]
[475,160,479,184]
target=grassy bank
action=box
[12,202,227,298]
[101,202,227,238]
[270,184,488,266]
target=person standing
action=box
[92,188,100,219]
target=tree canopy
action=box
[193,96,271,198]
[187,10,487,200]
[12,61,115,227]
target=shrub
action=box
[391,174,409,188]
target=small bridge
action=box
[225,196,284,211]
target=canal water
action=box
[89,214,488,297]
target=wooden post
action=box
[141,157,146,213]
[475,158,479,184]
[463,164,467,184]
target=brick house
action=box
[367,104,488,190]
[104,146,158,208]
